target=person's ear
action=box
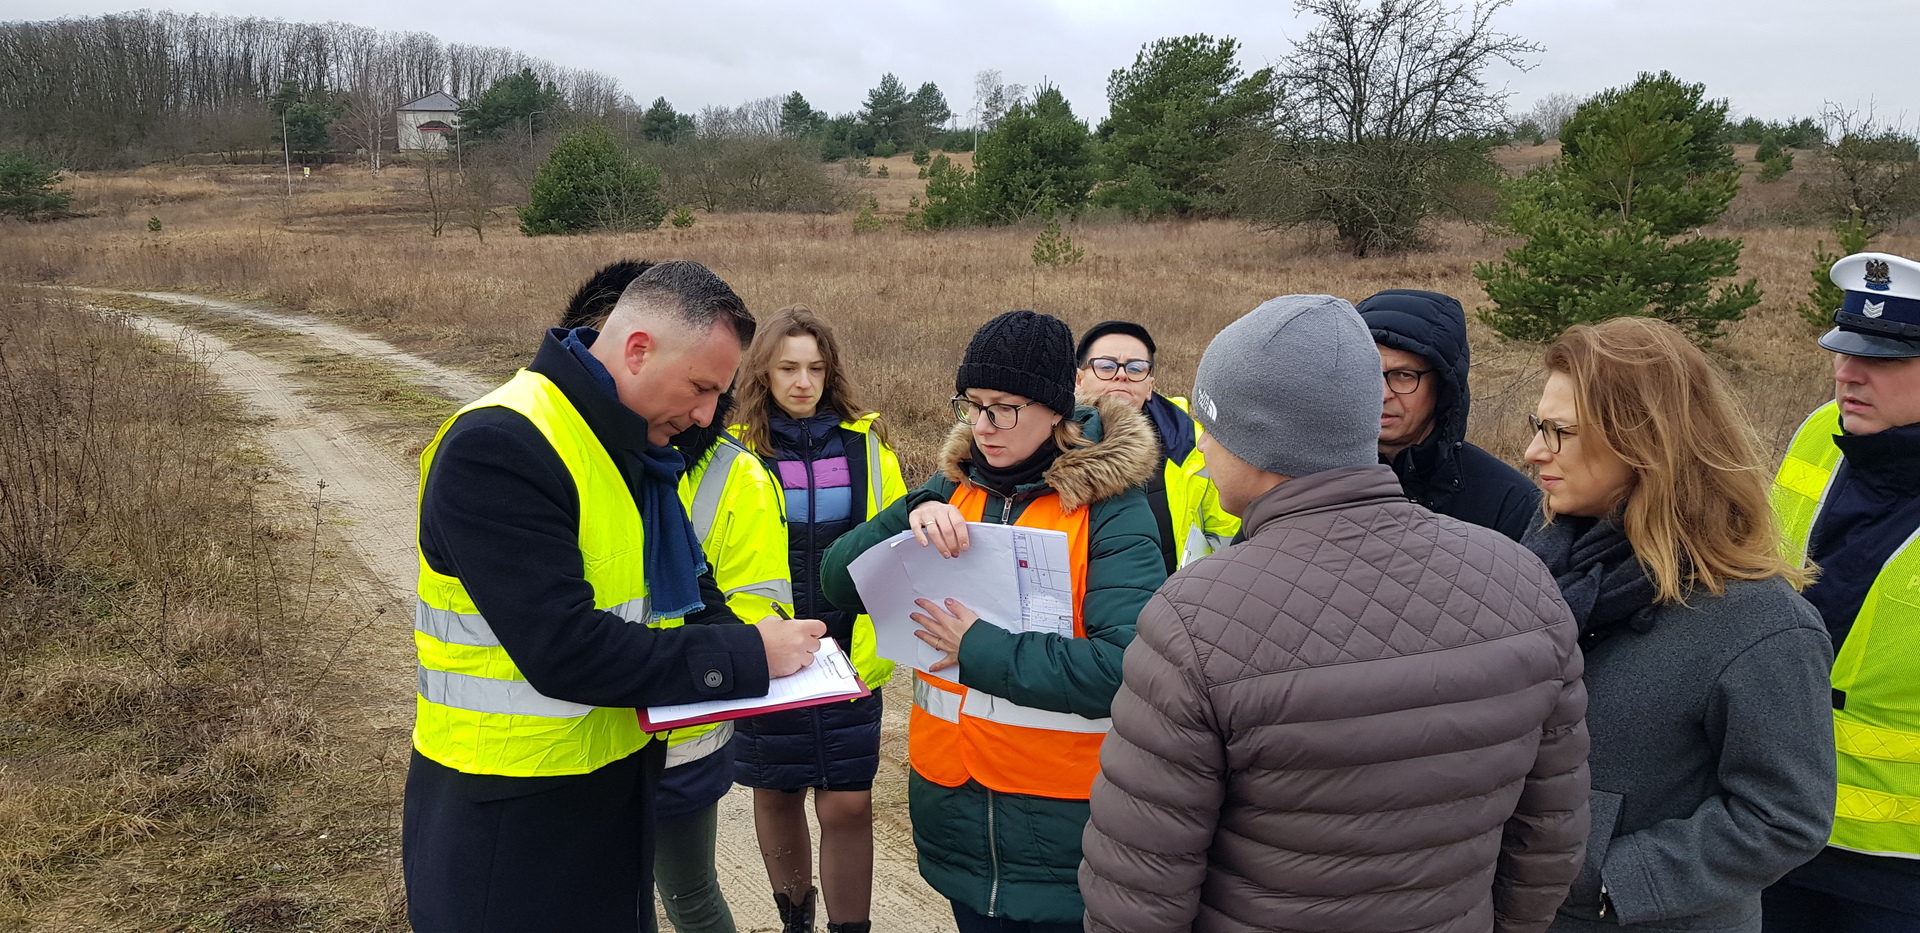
[623,329,656,375]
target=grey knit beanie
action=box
[1190,295,1381,478]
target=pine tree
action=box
[779,92,824,137]
[1096,34,1277,217]
[520,125,664,235]
[0,151,74,220]
[1475,72,1760,343]
[1796,211,1870,330]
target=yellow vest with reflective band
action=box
[1163,397,1241,566]
[730,413,907,690]
[662,433,789,767]
[413,369,658,777]
[1774,400,1920,858]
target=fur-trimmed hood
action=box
[938,393,1159,512]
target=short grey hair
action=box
[614,260,756,347]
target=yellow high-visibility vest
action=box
[1163,397,1241,566]
[412,369,658,777]
[1775,401,1920,858]
[662,432,789,767]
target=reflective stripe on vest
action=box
[690,437,750,542]
[1775,400,1920,858]
[412,369,655,777]
[664,719,734,768]
[864,431,887,518]
[906,482,1107,800]
[416,595,651,649]
[724,578,794,603]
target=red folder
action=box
[638,638,870,732]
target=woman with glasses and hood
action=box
[820,310,1167,933]
[1358,288,1539,541]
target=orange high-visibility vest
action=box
[908,482,1110,800]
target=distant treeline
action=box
[0,11,626,167]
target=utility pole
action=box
[282,113,293,198]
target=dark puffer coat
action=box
[1081,465,1590,933]
[1360,289,1540,541]
[733,412,884,792]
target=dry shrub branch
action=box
[0,286,389,932]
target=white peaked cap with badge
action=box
[1821,252,1920,359]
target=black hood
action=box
[560,259,655,331]
[1357,289,1470,448]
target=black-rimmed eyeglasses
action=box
[1528,414,1578,454]
[1383,369,1433,395]
[1084,357,1153,383]
[952,396,1036,429]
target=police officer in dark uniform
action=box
[1764,252,1920,932]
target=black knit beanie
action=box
[956,310,1077,417]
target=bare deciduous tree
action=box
[1521,92,1582,141]
[1230,0,1538,256]
[973,70,1026,133]
[1807,103,1920,233]
[420,150,453,236]
[0,11,627,169]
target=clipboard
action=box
[639,637,870,732]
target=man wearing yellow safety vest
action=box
[1073,321,1239,573]
[1764,252,1920,932]
[403,261,827,933]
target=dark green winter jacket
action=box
[821,394,1166,923]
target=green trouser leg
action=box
[653,803,738,933]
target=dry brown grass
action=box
[1,150,1913,931]
[4,162,1915,479]
[0,286,400,932]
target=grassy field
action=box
[1,148,1915,931]
[4,149,1907,476]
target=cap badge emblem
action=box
[1197,388,1218,421]
[1865,259,1892,291]
[1864,299,1886,318]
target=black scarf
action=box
[966,440,1061,499]
[1524,515,1659,649]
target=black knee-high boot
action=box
[774,888,816,933]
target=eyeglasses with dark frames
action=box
[1528,414,1578,454]
[1084,357,1154,383]
[1383,369,1433,395]
[951,396,1036,429]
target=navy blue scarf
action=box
[564,328,706,621]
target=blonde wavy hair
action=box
[1545,317,1810,602]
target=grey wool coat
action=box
[1545,575,1836,933]
[1080,466,1591,933]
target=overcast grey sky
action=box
[13,0,1919,128]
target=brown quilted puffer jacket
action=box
[1080,465,1589,933]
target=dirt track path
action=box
[104,292,954,933]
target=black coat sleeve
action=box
[419,409,770,709]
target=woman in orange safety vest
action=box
[821,310,1167,932]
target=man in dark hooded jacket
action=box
[1358,288,1538,541]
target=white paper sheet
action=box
[846,522,1074,674]
[642,638,862,730]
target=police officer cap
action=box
[1820,252,1920,359]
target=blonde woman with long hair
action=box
[1522,317,1836,932]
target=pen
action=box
[771,604,793,620]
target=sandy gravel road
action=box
[103,292,955,933]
